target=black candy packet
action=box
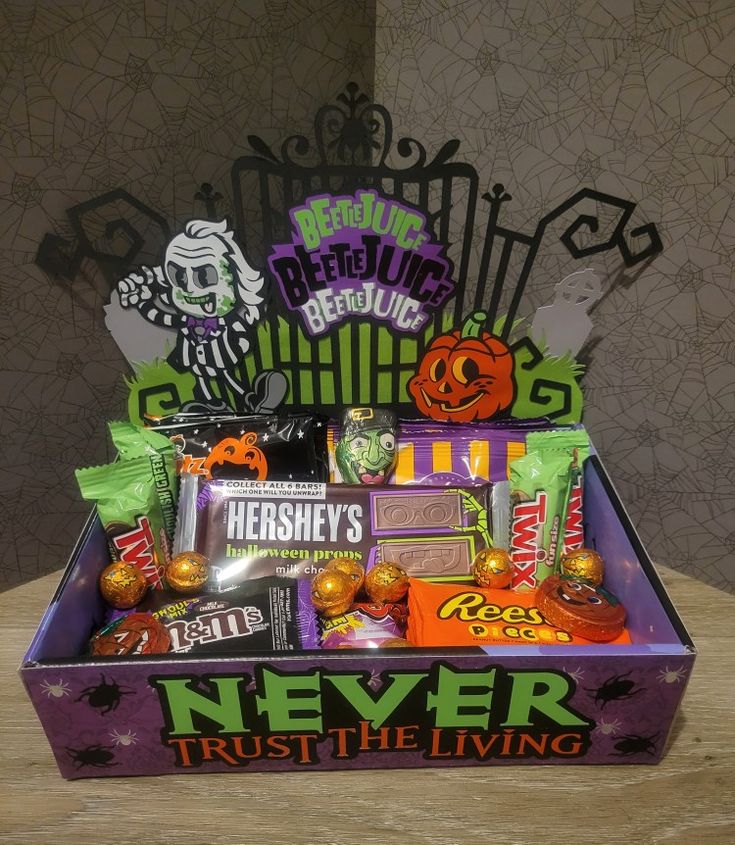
[138,577,319,653]
[148,413,327,482]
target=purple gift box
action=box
[20,454,694,779]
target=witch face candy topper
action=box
[335,407,398,484]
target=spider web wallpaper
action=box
[374,0,734,591]
[0,0,733,592]
[0,0,375,589]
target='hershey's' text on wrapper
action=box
[227,501,364,544]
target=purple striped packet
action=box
[329,419,561,485]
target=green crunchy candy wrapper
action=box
[108,421,178,542]
[526,429,591,556]
[76,456,170,589]
[508,451,573,591]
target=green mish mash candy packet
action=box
[108,421,178,541]
[508,451,573,591]
[526,429,591,557]
[76,456,171,589]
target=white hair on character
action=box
[167,218,264,324]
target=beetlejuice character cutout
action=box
[117,219,287,413]
[530,268,602,358]
[335,407,398,484]
[409,311,515,422]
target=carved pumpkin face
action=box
[90,613,171,656]
[550,577,625,626]
[409,329,515,422]
[202,432,268,479]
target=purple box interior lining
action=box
[583,458,684,647]
[25,455,688,666]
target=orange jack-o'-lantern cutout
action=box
[202,432,268,479]
[408,311,515,422]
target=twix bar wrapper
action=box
[508,451,573,591]
[108,421,178,542]
[526,429,591,556]
[76,456,171,589]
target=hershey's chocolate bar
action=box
[196,480,492,590]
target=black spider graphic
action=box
[76,673,135,715]
[66,744,118,769]
[586,671,644,709]
[611,733,658,757]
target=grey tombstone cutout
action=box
[530,269,602,358]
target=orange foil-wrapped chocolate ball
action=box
[325,557,365,593]
[311,569,356,617]
[560,548,605,587]
[99,561,148,609]
[165,552,209,595]
[364,563,409,603]
[471,548,513,589]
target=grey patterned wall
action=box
[1,0,732,591]
[0,0,375,589]
[374,0,734,591]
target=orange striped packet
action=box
[406,579,631,647]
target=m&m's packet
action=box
[139,577,320,653]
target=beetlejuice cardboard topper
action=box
[268,190,456,337]
[38,84,662,424]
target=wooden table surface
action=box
[1,567,733,845]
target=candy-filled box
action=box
[21,455,694,779]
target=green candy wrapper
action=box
[76,456,171,589]
[108,421,178,542]
[508,451,573,591]
[526,429,591,556]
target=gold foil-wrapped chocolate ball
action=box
[471,548,513,589]
[311,569,356,617]
[560,548,605,587]
[99,561,148,609]
[325,557,365,593]
[364,563,409,603]
[165,552,210,595]
[380,637,412,648]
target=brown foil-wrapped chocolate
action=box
[471,548,513,589]
[560,548,605,587]
[325,557,365,593]
[536,575,626,642]
[364,563,409,603]
[99,561,148,609]
[165,552,210,595]
[310,569,356,617]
